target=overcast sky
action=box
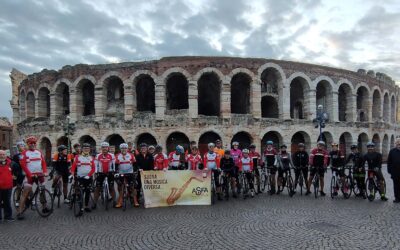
[1,0,399,120]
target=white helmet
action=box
[232,141,239,146]
[242,149,249,154]
[119,143,128,149]
[208,143,215,148]
[101,142,110,147]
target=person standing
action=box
[135,143,154,201]
[387,138,400,203]
[0,150,14,221]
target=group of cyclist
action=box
[4,134,390,220]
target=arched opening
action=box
[106,134,125,153]
[104,76,124,116]
[26,92,36,118]
[231,73,251,114]
[391,95,396,123]
[56,136,70,147]
[136,75,155,113]
[291,131,311,153]
[198,72,221,116]
[261,131,283,152]
[391,135,395,149]
[166,132,190,154]
[357,133,369,155]
[382,134,389,161]
[19,90,26,121]
[79,135,97,154]
[231,131,252,150]
[166,73,189,110]
[290,77,309,119]
[39,137,52,166]
[338,83,353,122]
[339,132,353,156]
[356,86,369,122]
[136,133,157,147]
[76,79,95,117]
[38,87,50,118]
[322,131,333,151]
[198,131,222,156]
[372,90,382,121]
[316,80,333,117]
[261,96,279,118]
[372,133,381,153]
[55,83,70,117]
[383,93,389,122]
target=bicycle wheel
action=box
[67,183,75,210]
[352,178,360,197]
[379,179,386,196]
[211,180,216,205]
[342,176,351,199]
[287,175,294,197]
[12,186,22,211]
[299,174,304,196]
[73,188,83,217]
[35,188,54,218]
[103,183,109,211]
[223,176,230,200]
[242,175,248,199]
[366,178,376,201]
[260,172,266,192]
[313,175,319,199]
[330,176,336,199]
[122,185,127,211]
[53,182,61,208]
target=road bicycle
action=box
[329,166,351,199]
[277,168,295,197]
[366,169,386,201]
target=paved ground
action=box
[0,169,399,250]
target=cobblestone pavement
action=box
[0,170,399,250]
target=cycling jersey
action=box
[186,154,202,170]
[329,150,345,168]
[263,148,277,167]
[52,152,72,173]
[231,149,242,166]
[154,153,168,170]
[203,152,220,170]
[95,153,115,173]
[293,151,309,167]
[71,154,95,177]
[277,152,293,170]
[249,151,262,167]
[220,157,235,172]
[346,152,363,169]
[20,149,47,177]
[239,156,253,172]
[363,152,382,170]
[214,148,225,158]
[168,152,185,168]
[115,152,136,174]
[309,148,328,167]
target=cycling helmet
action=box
[176,145,184,154]
[119,143,129,149]
[191,145,198,151]
[266,141,273,145]
[317,141,326,146]
[139,143,148,148]
[148,145,155,150]
[26,136,37,144]
[155,145,163,152]
[73,143,81,148]
[242,149,250,154]
[82,143,91,148]
[298,143,305,147]
[224,150,231,155]
[232,141,239,146]
[208,142,215,148]
[331,142,338,147]
[350,144,358,149]
[366,142,375,148]
[280,144,287,149]
[101,142,110,148]
[16,141,25,147]
[249,144,256,149]
[58,145,67,152]
[215,139,222,144]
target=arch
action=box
[261,131,283,152]
[356,85,370,122]
[315,79,333,117]
[56,136,70,147]
[257,62,286,87]
[76,78,95,117]
[382,134,389,161]
[72,75,97,89]
[103,76,125,115]
[372,133,381,153]
[372,89,382,121]
[193,67,225,82]
[231,72,251,114]
[98,71,125,87]
[135,74,156,113]
[161,67,191,82]
[358,133,369,155]
[106,134,125,153]
[26,91,36,118]
[261,96,279,118]
[260,67,283,118]
[39,137,52,165]
[291,131,311,153]
[338,82,353,121]
[52,78,72,93]
[19,90,26,121]
[231,131,253,150]
[198,72,221,116]
[79,135,97,154]
[290,76,310,119]
[391,95,396,123]
[339,132,353,156]
[54,82,70,117]
[166,132,190,154]
[313,76,336,91]
[136,133,158,148]
[165,72,189,110]
[198,131,222,155]
[38,87,50,118]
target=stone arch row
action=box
[18,64,398,125]
[36,130,396,164]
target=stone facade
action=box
[0,117,12,151]
[9,57,400,162]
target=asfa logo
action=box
[192,187,209,196]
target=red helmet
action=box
[26,136,37,144]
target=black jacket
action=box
[387,148,400,178]
[220,157,235,171]
[293,151,309,167]
[135,153,154,171]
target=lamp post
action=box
[63,116,75,154]
[313,105,329,142]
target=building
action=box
[0,117,13,151]
[9,57,399,163]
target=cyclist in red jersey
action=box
[154,145,168,170]
[186,146,202,170]
[306,141,329,196]
[249,144,262,194]
[263,141,278,195]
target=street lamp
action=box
[313,105,329,142]
[63,116,75,154]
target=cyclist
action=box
[249,144,263,194]
[186,145,202,170]
[306,141,328,196]
[214,139,225,158]
[276,145,294,195]
[70,143,95,214]
[148,145,156,156]
[115,143,139,208]
[239,149,255,197]
[263,141,278,195]
[92,142,116,209]
[51,145,72,204]
[154,145,168,170]
[11,141,26,207]
[220,150,237,198]
[329,142,346,196]
[231,142,242,193]
[363,142,388,201]
[346,144,366,198]
[0,150,14,221]
[293,143,309,191]
[17,136,49,220]
[72,143,82,158]
[203,143,222,201]
[168,145,186,170]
